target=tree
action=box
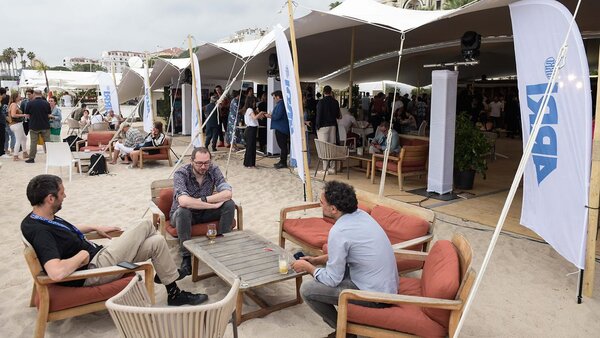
[71,63,107,72]
[32,59,50,93]
[49,66,72,71]
[27,51,36,67]
[7,47,17,76]
[2,48,13,77]
[443,0,475,10]
[17,47,26,69]
[329,1,342,10]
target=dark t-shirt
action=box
[257,101,268,127]
[21,213,102,286]
[25,97,51,130]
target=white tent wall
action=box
[18,69,110,90]
[117,66,147,102]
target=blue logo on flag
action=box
[544,57,555,79]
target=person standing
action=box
[360,92,370,121]
[316,85,341,169]
[24,89,51,163]
[0,88,8,158]
[242,96,265,168]
[61,92,72,107]
[264,90,289,169]
[256,93,268,153]
[9,92,29,160]
[204,96,219,151]
[292,181,398,336]
[48,97,62,142]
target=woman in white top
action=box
[129,121,166,168]
[242,96,265,168]
[90,108,105,124]
[8,92,28,160]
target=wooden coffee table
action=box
[349,153,373,178]
[183,231,306,324]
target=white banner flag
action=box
[274,24,305,182]
[191,54,203,147]
[510,0,591,268]
[142,62,154,133]
[97,72,120,116]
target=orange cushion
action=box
[165,219,237,237]
[143,153,169,160]
[283,217,333,249]
[158,188,174,221]
[346,277,447,337]
[35,275,134,312]
[375,161,426,173]
[421,240,460,329]
[79,146,104,152]
[87,131,115,146]
[357,202,372,214]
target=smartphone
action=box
[293,252,305,260]
[117,261,140,270]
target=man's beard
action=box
[192,166,207,176]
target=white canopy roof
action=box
[18,70,122,90]
[149,58,189,90]
[117,67,148,102]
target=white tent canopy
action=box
[149,57,190,90]
[117,66,148,102]
[18,70,122,90]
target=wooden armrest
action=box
[75,139,86,151]
[140,145,170,151]
[394,249,428,261]
[280,202,321,219]
[391,234,433,250]
[372,153,399,161]
[339,289,462,310]
[149,202,166,235]
[234,201,244,230]
[36,262,153,285]
[85,230,124,240]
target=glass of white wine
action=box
[207,224,217,244]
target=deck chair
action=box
[65,118,81,135]
[23,234,154,338]
[107,277,241,338]
[336,234,476,338]
[45,142,82,182]
[314,139,350,180]
[417,120,428,136]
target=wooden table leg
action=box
[236,291,244,325]
[191,255,199,282]
[366,161,371,178]
[296,276,303,304]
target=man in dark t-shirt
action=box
[24,89,51,163]
[21,174,208,306]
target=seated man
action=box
[21,174,207,306]
[369,121,400,155]
[106,109,124,130]
[292,181,398,337]
[110,122,144,165]
[170,147,236,275]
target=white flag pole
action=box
[453,1,583,336]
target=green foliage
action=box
[443,0,475,10]
[454,112,491,178]
[329,1,342,10]
[49,66,71,71]
[71,63,107,72]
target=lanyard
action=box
[30,213,97,247]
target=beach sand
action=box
[1,133,600,337]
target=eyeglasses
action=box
[192,160,211,167]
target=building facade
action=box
[380,0,444,10]
[62,57,100,69]
[100,50,145,73]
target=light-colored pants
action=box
[84,219,179,286]
[9,122,27,156]
[115,142,135,154]
[317,126,337,170]
[29,129,51,160]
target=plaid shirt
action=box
[169,163,232,218]
[124,128,145,148]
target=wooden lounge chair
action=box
[107,277,240,338]
[138,137,173,169]
[23,231,154,338]
[336,233,476,338]
[371,143,429,191]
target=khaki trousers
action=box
[84,219,179,286]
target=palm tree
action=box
[2,48,13,77]
[329,1,342,9]
[443,0,475,10]
[32,58,50,93]
[7,47,18,76]
[0,54,7,76]
[17,47,26,69]
[27,51,36,67]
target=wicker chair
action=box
[107,276,240,338]
[65,118,81,135]
[314,139,350,180]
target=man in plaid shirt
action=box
[110,122,144,164]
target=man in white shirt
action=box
[61,93,72,107]
[488,96,504,128]
[292,181,398,337]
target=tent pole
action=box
[287,0,313,202]
[578,269,584,303]
[348,27,355,109]
[188,35,204,146]
[583,45,600,297]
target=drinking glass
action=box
[207,224,217,244]
[278,254,289,274]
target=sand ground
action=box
[1,129,600,337]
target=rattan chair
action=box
[314,139,350,180]
[65,118,81,135]
[107,277,240,338]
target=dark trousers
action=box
[275,130,289,165]
[171,200,236,257]
[0,124,5,155]
[243,126,258,167]
[204,125,219,149]
[258,125,267,152]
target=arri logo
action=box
[103,86,112,111]
[282,65,295,135]
[526,79,558,184]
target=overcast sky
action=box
[6,0,331,66]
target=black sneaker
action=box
[168,290,208,306]
[211,147,218,152]
[25,158,35,163]
[154,269,187,284]
[274,162,287,169]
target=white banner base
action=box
[267,77,281,155]
[181,84,192,136]
[427,70,458,195]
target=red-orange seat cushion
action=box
[421,240,460,329]
[157,187,237,237]
[143,139,170,160]
[86,131,115,146]
[79,146,103,152]
[35,275,134,312]
[346,277,447,337]
[370,205,430,272]
[375,160,426,174]
[283,217,333,249]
